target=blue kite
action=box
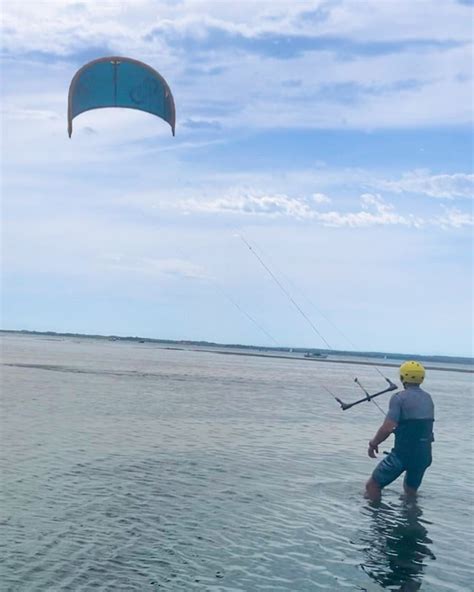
[68,56,176,137]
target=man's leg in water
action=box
[366,451,405,501]
[365,477,382,502]
[403,482,418,498]
[403,461,431,498]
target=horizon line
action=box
[1,328,472,364]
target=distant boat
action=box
[304,352,328,359]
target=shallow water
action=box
[1,334,473,591]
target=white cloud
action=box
[102,255,208,279]
[178,191,317,219]
[113,183,472,231]
[164,190,427,228]
[1,108,60,121]
[313,193,424,228]
[311,192,332,204]
[312,0,472,43]
[2,0,470,57]
[372,170,474,199]
[433,206,474,228]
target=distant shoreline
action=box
[2,329,472,372]
[200,348,472,373]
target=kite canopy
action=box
[67,57,176,137]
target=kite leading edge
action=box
[67,56,176,137]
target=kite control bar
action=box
[335,378,398,411]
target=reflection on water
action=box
[360,499,436,591]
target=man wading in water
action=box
[365,361,434,502]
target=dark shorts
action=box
[372,450,431,490]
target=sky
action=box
[1,0,473,357]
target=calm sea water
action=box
[1,334,473,591]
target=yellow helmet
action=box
[399,360,425,384]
